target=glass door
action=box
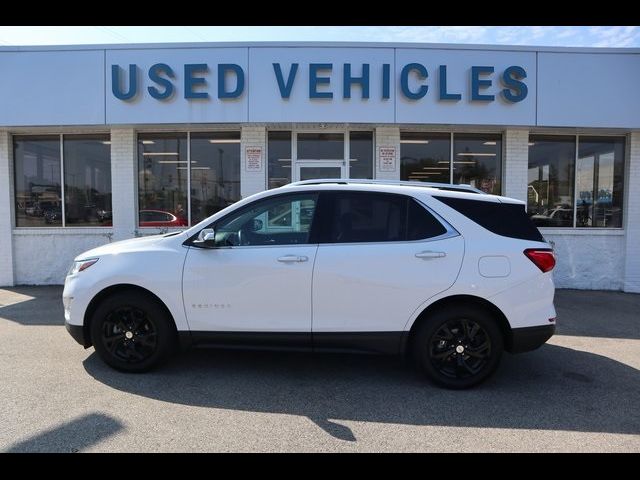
[294,160,346,182]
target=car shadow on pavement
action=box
[83,344,640,441]
[4,413,123,453]
[0,286,64,326]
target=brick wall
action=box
[0,131,14,286]
[375,126,400,180]
[624,131,640,292]
[503,128,529,202]
[110,128,137,241]
[241,126,267,198]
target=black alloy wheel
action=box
[414,306,504,389]
[90,291,176,372]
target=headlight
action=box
[67,258,99,276]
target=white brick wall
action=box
[624,131,640,292]
[503,128,529,202]
[110,128,138,241]
[0,131,15,286]
[241,126,267,198]
[375,126,400,180]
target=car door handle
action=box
[415,251,447,259]
[277,255,308,263]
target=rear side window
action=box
[433,196,544,242]
[407,199,447,240]
[323,192,447,243]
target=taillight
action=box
[524,249,556,273]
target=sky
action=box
[0,26,638,48]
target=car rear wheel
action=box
[413,306,504,389]
[90,291,176,373]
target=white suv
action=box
[63,180,556,389]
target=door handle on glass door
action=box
[277,255,309,263]
[415,251,446,259]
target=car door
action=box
[182,192,320,345]
[311,191,464,353]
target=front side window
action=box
[138,133,188,227]
[214,193,319,247]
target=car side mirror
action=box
[194,228,216,248]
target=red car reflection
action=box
[139,209,188,227]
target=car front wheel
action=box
[413,306,504,389]
[90,291,176,373]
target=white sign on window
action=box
[245,146,263,172]
[378,145,397,172]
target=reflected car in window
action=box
[139,209,188,228]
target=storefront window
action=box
[14,134,112,228]
[576,137,625,228]
[297,133,344,159]
[190,132,241,224]
[527,136,576,228]
[453,134,502,194]
[63,135,112,226]
[349,131,374,179]
[267,131,292,189]
[14,136,62,227]
[138,133,188,227]
[400,133,450,184]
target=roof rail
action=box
[285,178,486,194]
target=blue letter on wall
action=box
[309,63,333,99]
[112,64,138,101]
[218,64,245,99]
[501,65,528,102]
[471,66,495,101]
[184,64,209,99]
[382,64,390,100]
[148,63,176,100]
[343,64,370,99]
[400,63,428,100]
[439,65,461,101]
[273,63,299,99]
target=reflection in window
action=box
[267,131,292,189]
[453,134,502,194]
[14,136,62,227]
[527,136,575,227]
[64,135,112,226]
[576,137,625,228]
[190,132,241,224]
[297,133,344,159]
[400,133,450,184]
[138,133,188,227]
[349,131,374,179]
[215,193,318,246]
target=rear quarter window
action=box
[433,196,544,242]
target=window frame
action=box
[185,191,324,248]
[316,190,458,246]
[137,130,241,229]
[400,131,503,194]
[265,127,376,189]
[13,132,111,229]
[527,132,627,230]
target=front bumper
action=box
[507,324,555,354]
[65,321,90,348]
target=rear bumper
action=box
[507,324,555,354]
[65,321,90,348]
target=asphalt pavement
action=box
[0,286,638,452]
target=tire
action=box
[412,305,504,389]
[89,291,176,373]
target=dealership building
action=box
[0,41,638,291]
